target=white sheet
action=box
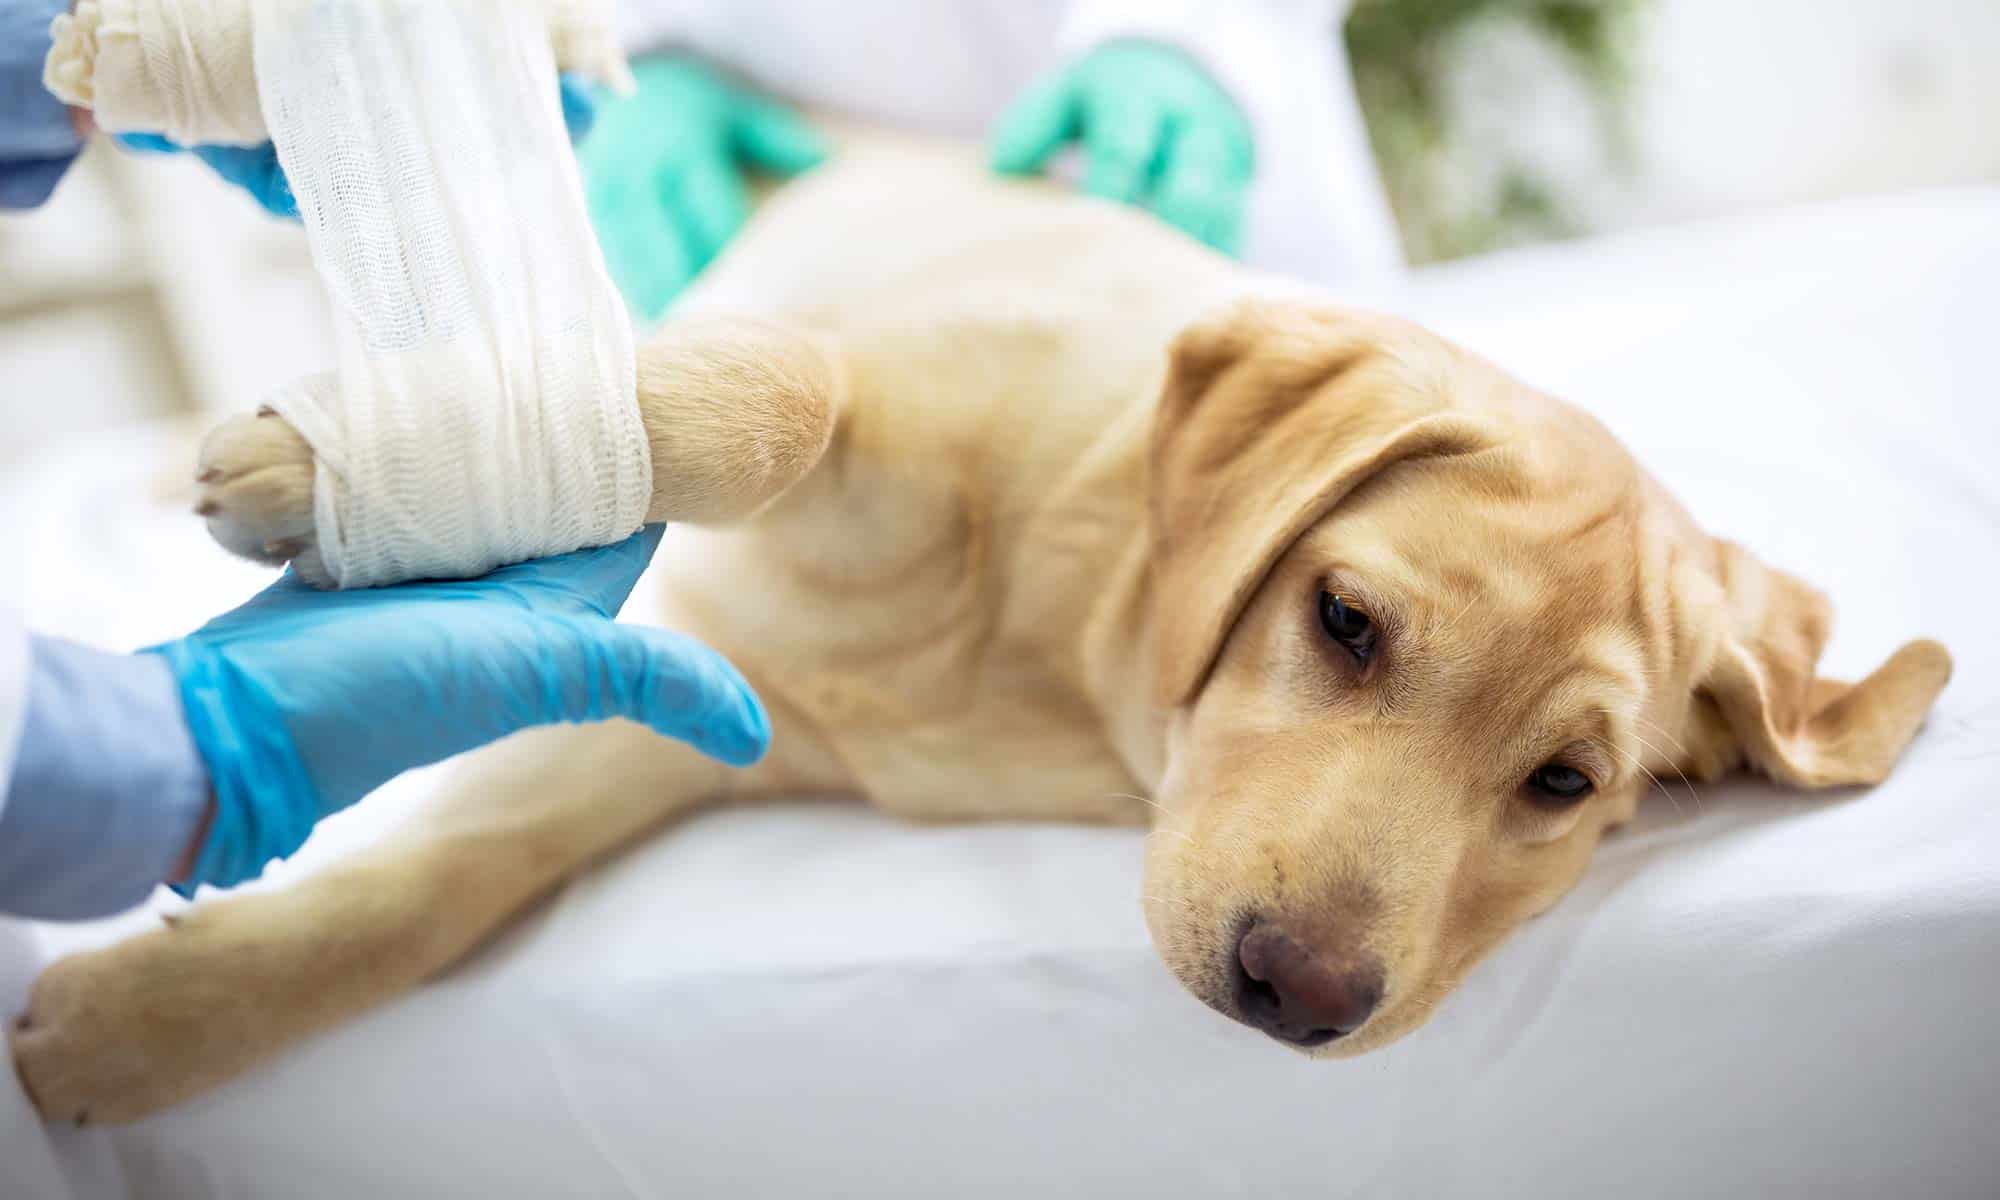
[3,189,1996,1199]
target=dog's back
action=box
[656,135,1251,822]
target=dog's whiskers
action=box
[1104,791,1168,816]
[1627,729,1701,814]
[1425,588,1485,644]
[1609,741,1679,815]
[1635,716,1693,761]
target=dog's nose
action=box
[1234,921,1382,1047]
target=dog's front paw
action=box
[9,919,240,1126]
[196,409,332,587]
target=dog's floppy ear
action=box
[1148,300,1490,706]
[1686,539,1951,788]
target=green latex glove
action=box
[991,42,1254,256]
[583,55,828,320]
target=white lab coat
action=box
[618,0,1404,286]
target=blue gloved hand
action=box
[146,525,769,892]
[115,134,297,216]
[117,74,601,219]
[991,42,1254,255]
[582,54,828,321]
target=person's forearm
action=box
[0,0,85,208]
[0,636,213,920]
[169,792,214,882]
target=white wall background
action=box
[0,144,328,466]
[1617,0,2000,229]
[1438,0,2000,242]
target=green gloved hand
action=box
[582,55,828,321]
[991,42,1253,256]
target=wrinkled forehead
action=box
[1297,450,1659,710]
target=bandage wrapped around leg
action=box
[48,0,650,588]
[242,0,650,587]
[45,0,631,145]
[51,0,650,587]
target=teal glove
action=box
[582,55,828,321]
[146,526,769,892]
[992,42,1253,255]
[116,75,600,220]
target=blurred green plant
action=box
[1346,0,1647,262]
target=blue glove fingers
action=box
[989,74,1079,176]
[481,524,665,617]
[556,621,771,767]
[115,132,180,154]
[115,134,297,218]
[1151,125,1249,254]
[119,74,582,220]
[191,143,297,218]
[669,152,751,270]
[1080,99,1165,205]
[558,73,598,143]
[729,93,829,177]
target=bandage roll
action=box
[250,0,649,587]
[44,0,633,145]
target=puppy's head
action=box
[1143,301,1951,1055]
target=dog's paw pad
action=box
[195,411,331,585]
[8,932,230,1125]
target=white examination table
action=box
[3,189,1997,1199]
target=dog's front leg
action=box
[195,316,845,585]
[9,692,851,1126]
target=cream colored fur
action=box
[9,136,1950,1124]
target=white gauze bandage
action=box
[44,0,631,145]
[252,0,649,587]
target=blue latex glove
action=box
[115,134,298,216]
[117,74,601,219]
[991,42,1254,255]
[582,54,828,321]
[146,525,769,892]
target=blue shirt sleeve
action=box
[0,636,213,920]
[0,0,84,209]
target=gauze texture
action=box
[44,0,632,145]
[250,0,647,588]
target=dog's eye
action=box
[1527,763,1594,805]
[1318,591,1376,662]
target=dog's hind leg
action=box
[9,691,852,1126]
[196,316,845,585]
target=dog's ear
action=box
[1684,540,1951,788]
[1149,300,1490,706]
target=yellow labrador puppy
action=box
[11,138,1950,1123]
